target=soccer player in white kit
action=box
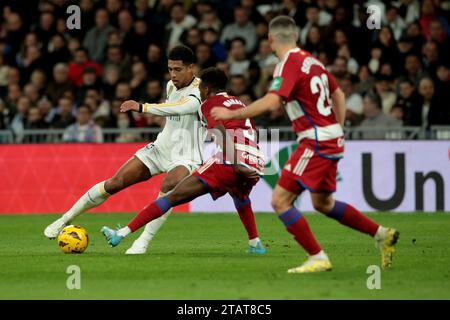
[44,45,266,255]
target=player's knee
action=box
[160,176,178,193]
[271,195,289,214]
[105,176,125,194]
[313,200,334,214]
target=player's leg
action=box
[44,156,151,238]
[230,194,266,254]
[126,165,191,254]
[311,192,400,269]
[101,174,208,247]
[271,183,332,273]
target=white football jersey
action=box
[142,77,204,165]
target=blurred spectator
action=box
[198,11,222,32]
[390,104,405,123]
[125,19,151,61]
[51,97,75,129]
[164,2,197,50]
[228,37,250,76]
[407,77,444,128]
[145,44,167,81]
[104,45,132,81]
[68,48,102,87]
[83,8,114,62]
[63,104,103,143]
[373,74,397,115]
[26,107,48,129]
[10,95,30,142]
[221,6,257,53]
[196,42,217,69]
[129,61,148,100]
[115,112,140,142]
[203,28,227,62]
[397,79,422,125]
[182,27,202,52]
[46,63,74,105]
[300,5,320,45]
[360,92,401,139]
[340,75,364,126]
[386,5,407,41]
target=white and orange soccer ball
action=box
[57,225,89,253]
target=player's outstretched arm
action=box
[211,93,282,121]
[120,96,201,116]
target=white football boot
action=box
[44,218,66,239]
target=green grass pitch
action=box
[0,212,449,299]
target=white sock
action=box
[248,237,260,247]
[117,226,131,238]
[310,250,329,261]
[135,191,172,243]
[61,181,110,224]
[374,225,388,241]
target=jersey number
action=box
[310,74,332,116]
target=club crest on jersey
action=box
[270,77,283,91]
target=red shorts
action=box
[278,144,338,194]
[192,158,257,200]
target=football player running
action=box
[211,16,399,273]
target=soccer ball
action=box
[57,225,89,254]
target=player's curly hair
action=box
[168,45,195,65]
[200,67,228,93]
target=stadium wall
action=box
[0,141,448,214]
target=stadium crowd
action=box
[0,0,449,143]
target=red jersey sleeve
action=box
[268,54,300,100]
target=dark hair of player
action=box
[200,67,228,93]
[168,45,195,65]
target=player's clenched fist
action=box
[120,100,140,113]
[211,106,233,120]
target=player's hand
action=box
[120,100,140,113]
[211,107,234,121]
[234,164,260,181]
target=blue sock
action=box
[327,200,347,221]
[155,197,172,214]
[278,207,302,227]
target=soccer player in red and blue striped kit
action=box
[101,67,267,253]
[212,16,400,273]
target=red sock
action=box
[279,208,322,255]
[328,201,379,236]
[128,197,172,232]
[236,202,258,240]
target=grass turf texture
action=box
[0,212,449,299]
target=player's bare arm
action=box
[331,88,346,127]
[211,93,282,121]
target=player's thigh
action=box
[271,184,299,214]
[166,174,208,206]
[105,156,151,194]
[310,192,335,214]
[161,165,191,194]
